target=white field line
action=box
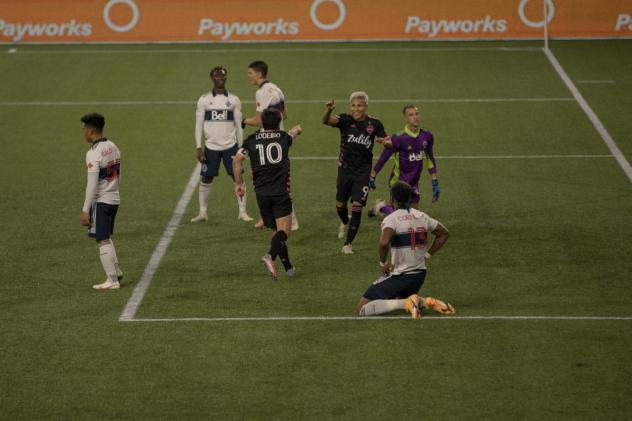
[123,315,632,322]
[293,155,613,160]
[544,48,632,184]
[118,164,200,322]
[576,80,616,84]
[0,98,575,106]
[5,46,542,55]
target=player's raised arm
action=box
[322,99,339,126]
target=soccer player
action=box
[79,113,123,290]
[242,60,299,231]
[369,105,440,217]
[357,181,455,319]
[322,92,388,254]
[233,108,302,280]
[191,66,252,223]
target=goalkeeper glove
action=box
[431,179,440,202]
[368,175,376,190]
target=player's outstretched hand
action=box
[289,125,302,137]
[325,99,336,111]
[431,179,440,202]
[234,183,245,198]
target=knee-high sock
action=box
[359,299,405,316]
[345,205,363,245]
[237,184,247,214]
[99,242,119,282]
[336,206,349,225]
[278,243,292,270]
[108,240,122,276]
[268,231,287,260]
[198,182,212,212]
[379,204,395,216]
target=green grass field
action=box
[1,40,631,420]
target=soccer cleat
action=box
[190,212,208,223]
[254,219,265,229]
[238,212,254,222]
[372,199,387,217]
[341,244,354,254]
[92,279,120,290]
[285,266,296,278]
[261,254,278,280]
[338,223,348,240]
[405,294,422,319]
[424,296,456,315]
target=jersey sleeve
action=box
[376,120,387,138]
[424,132,437,175]
[334,113,351,128]
[372,146,394,174]
[238,136,251,157]
[381,214,397,232]
[82,150,101,213]
[425,214,439,232]
[255,89,269,113]
[195,96,205,148]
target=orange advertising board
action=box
[0,0,631,43]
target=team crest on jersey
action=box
[366,122,374,134]
[87,162,94,169]
[407,145,413,151]
[226,101,232,107]
[423,141,427,148]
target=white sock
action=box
[109,240,122,276]
[359,299,405,316]
[291,206,298,224]
[99,242,119,283]
[198,182,212,213]
[238,185,247,214]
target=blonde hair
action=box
[349,91,369,104]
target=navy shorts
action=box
[336,168,370,206]
[201,144,238,178]
[362,270,426,301]
[88,202,119,241]
[256,193,293,230]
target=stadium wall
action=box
[1,0,631,44]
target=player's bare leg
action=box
[261,214,292,280]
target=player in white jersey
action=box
[80,113,123,290]
[357,181,456,319]
[243,60,299,230]
[191,66,252,223]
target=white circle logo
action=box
[518,0,555,28]
[310,0,346,31]
[103,0,140,33]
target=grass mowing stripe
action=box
[544,47,632,184]
[0,98,575,106]
[118,164,200,321]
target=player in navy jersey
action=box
[357,181,455,319]
[369,105,440,217]
[80,113,123,290]
[242,60,299,231]
[233,108,303,280]
[322,91,389,254]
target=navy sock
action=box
[268,231,287,260]
[345,205,363,245]
[336,206,349,225]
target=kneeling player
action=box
[233,108,302,280]
[357,181,455,318]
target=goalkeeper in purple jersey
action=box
[368,105,440,217]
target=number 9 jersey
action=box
[238,130,293,196]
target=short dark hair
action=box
[391,181,412,208]
[402,104,417,114]
[248,60,268,78]
[261,108,282,130]
[81,113,105,131]
[210,66,227,77]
